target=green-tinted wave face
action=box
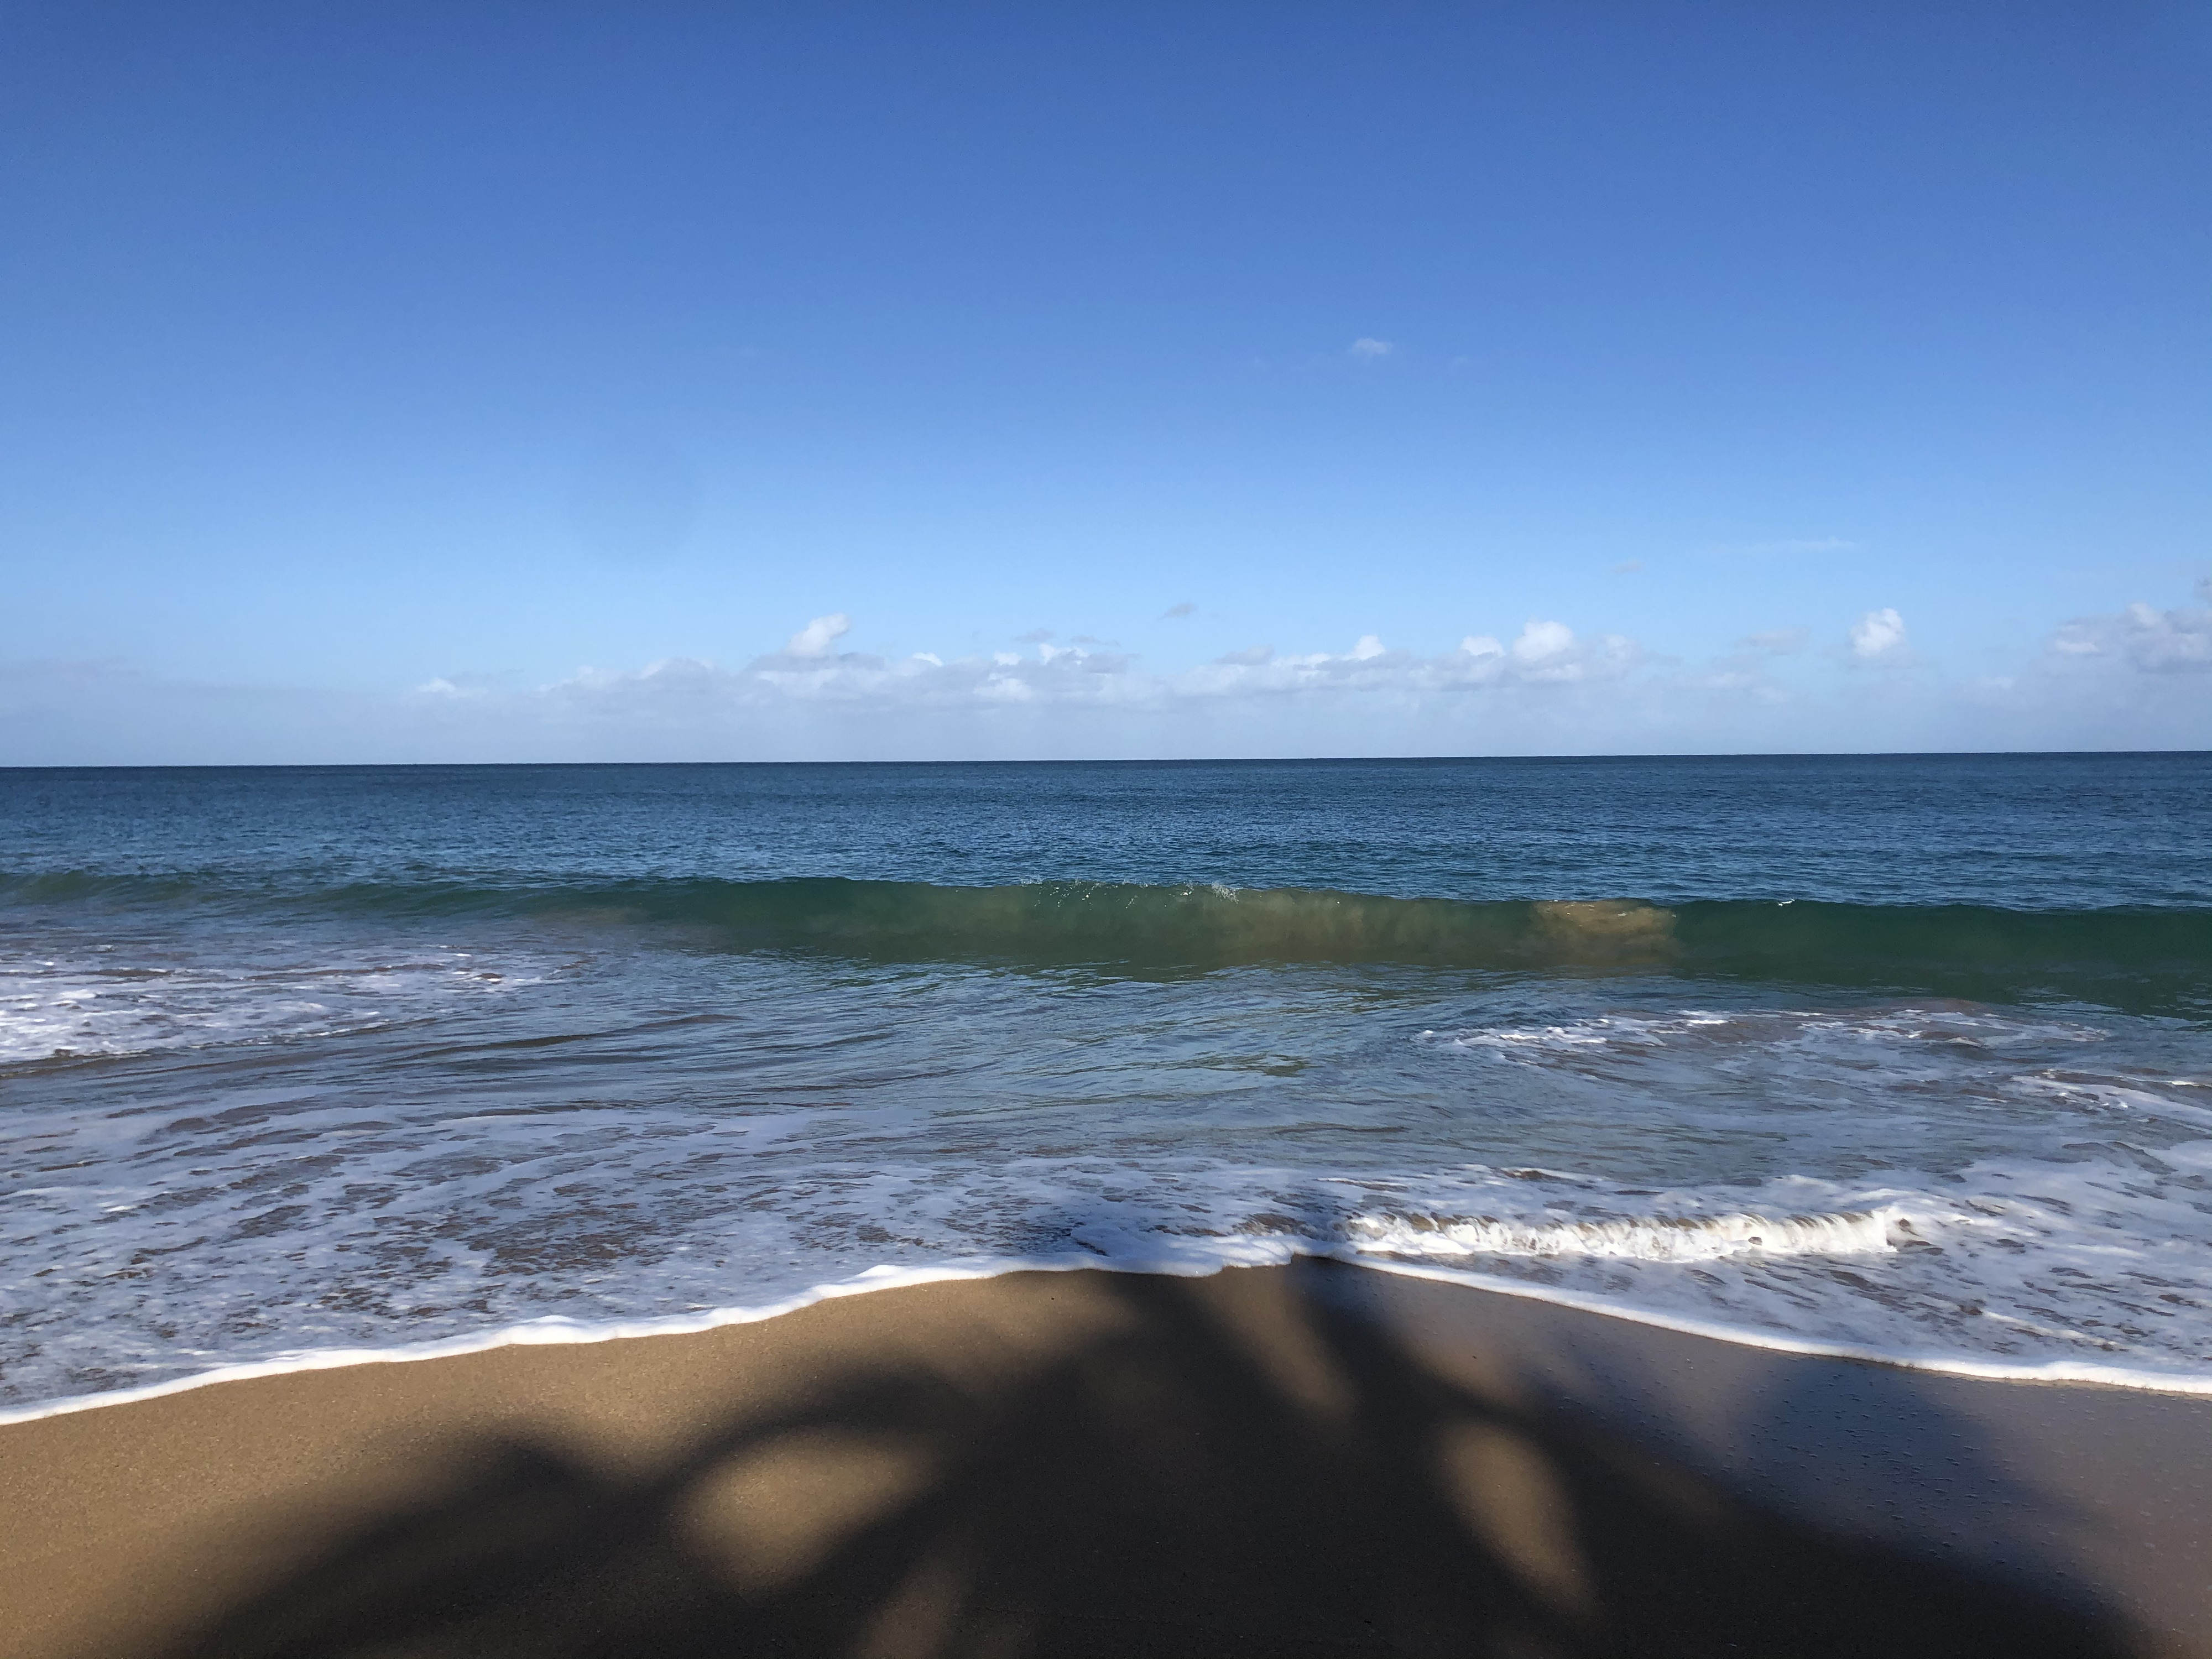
[611,880,2212,1005]
[628,880,1686,969]
[6,872,2208,1010]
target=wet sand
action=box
[4,1260,2209,1658]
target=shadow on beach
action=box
[83,1260,2152,1659]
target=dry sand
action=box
[4,1260,2209,1658]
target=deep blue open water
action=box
[4,754,2209,1412]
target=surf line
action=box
[8,1241,2212,1427]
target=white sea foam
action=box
[17,1125,2206,1417]
[7,971,2209,1417]
[2006,1071,2212,1124]
[1344,1205,1904,1262]
[0,947,553,1066]
[1427,1006,2112,1060]
[12,1227,2212,1431]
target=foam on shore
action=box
[11,1236,2212,1431]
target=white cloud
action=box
[15,590,2207,764]
[1160,602,1197,620]
[1849,608,1907,658]
[2049,591,2212,674]
[411,670,514,699]
[1349,337,1394,359]
[1511,619,1574,662]
[786,613,852,658]
[491,618,1648,735]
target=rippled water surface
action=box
[3,755,2209,1410]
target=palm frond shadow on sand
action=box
[137,1261,2135,1659]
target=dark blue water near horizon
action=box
[8,752,2209,909]
[4,753,2210,1413]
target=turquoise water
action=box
[3,754,2209,1409]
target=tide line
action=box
[9,1236,2212,1427]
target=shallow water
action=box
[3,755,2209,1410]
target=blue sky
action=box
[3,2,2206,762]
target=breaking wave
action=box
[6,873,2206,1005]
[1347,1206,1906,1262]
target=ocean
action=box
[3,753,2209,1415]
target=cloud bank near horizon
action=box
[4,585,2206,766]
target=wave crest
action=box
[1347,1206,1904,1262]
[5,873,2206,1001]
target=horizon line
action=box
[5,748,2208,773]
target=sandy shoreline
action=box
[5,1260,2209,1657]
[16,1253,2212,1435]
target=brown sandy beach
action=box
[5,1261,2209,1658]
